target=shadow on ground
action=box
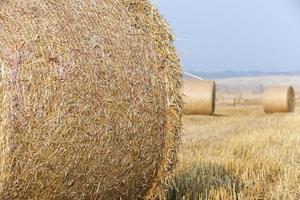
[166,162,244,200]
[212,114,229,117]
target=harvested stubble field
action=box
[167,102,300,200]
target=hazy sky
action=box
[155,0,300,72]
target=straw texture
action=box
[0,0,182,199]
[263,86,296,113]
[183,79,216,115]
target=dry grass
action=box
[167,103,300,200]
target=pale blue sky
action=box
[155,0,300,72]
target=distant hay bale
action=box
[221,98,237,106]
[183,79,216,115]
[0,1,182,199]
[263,86,296,113]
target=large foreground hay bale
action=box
[263,86,295,113]
[0,1,182,199]
[183,79,216,115]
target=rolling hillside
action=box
[215,75,300,105]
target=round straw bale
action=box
[221,98,237,106]
[183,79,216,115]
[263,86,296,113]
[0,1,182,199]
